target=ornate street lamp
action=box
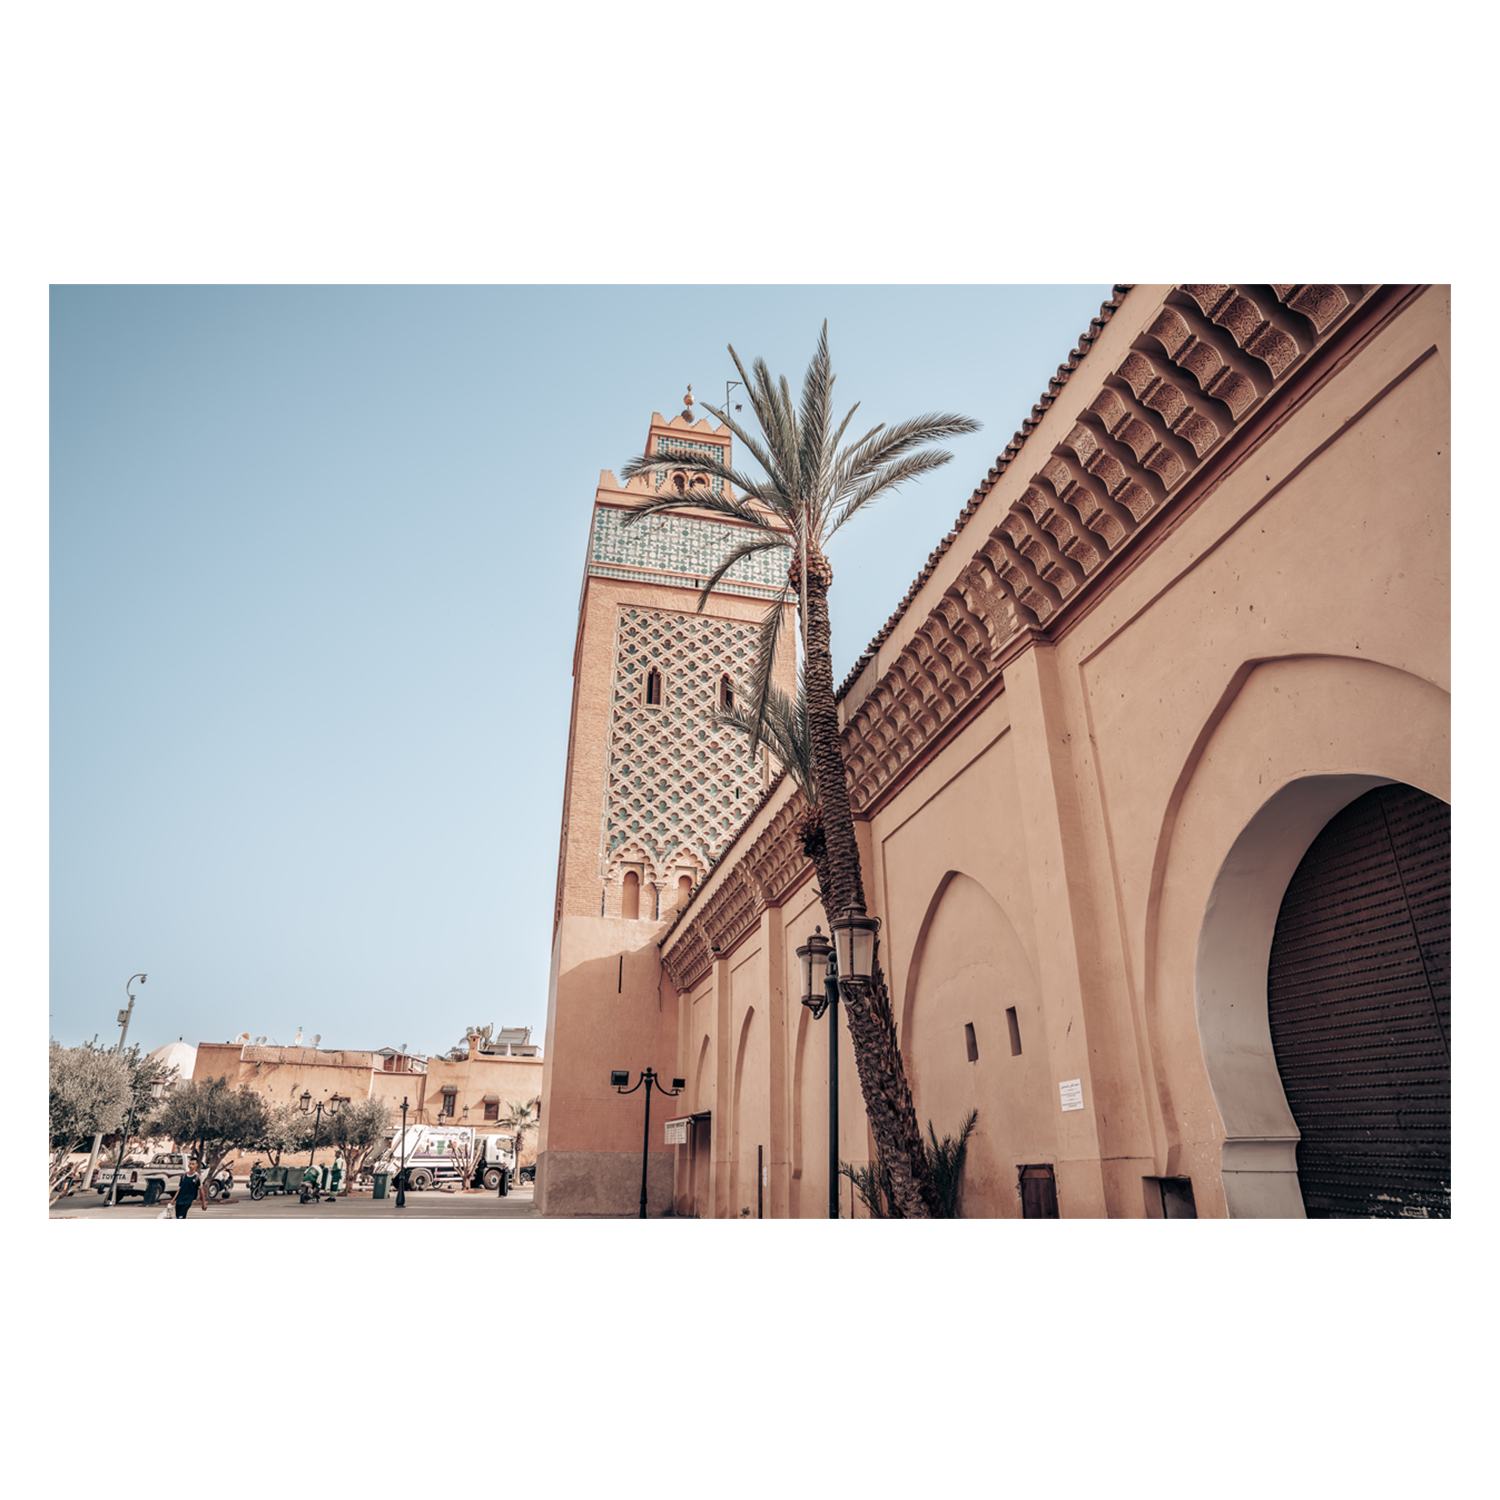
[796,926,842,1219]
[298,1089,341,1197]
[830,906,880,987]
[611,1068,685,1219]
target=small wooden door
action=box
[1019,1164,1059,1218]
[690,1116,712,1219]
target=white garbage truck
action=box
[370,1124,515,1191]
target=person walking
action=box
[173,1158,208,1218]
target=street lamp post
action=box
[298,1090,341,1196]
[796,927,841,1219]
[827,906,880,1217]
[611,1068,685,1219]
[85,972,147,1201]
[102,1096,139,1210]
[396,1095,409,1208]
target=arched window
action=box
[672,472,687,494]
[645,668,662,707]
[719,674,734,710]
[622,870,640,921]
[677,874,693,909]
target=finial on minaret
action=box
[681,384,694,421]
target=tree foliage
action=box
[841,1109,979,1219]
[254,1099,312,1166]
[49,1041,133,1190]
[148,1076,270,1188]
[502,1097,541,1164]
[925,1108,980,1219]
[329,1097,392,1190]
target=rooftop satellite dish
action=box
[400,1043,407,1053]
[311,1034,321,1048]
[255,1037,267,1045]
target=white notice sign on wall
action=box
[1059,1079,1084,1112]
[663,1117,689,1145]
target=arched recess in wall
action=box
[730,1006,755,1213]
[900,871,1040,1059]
[1146,654,1449,1218]
[692,1032,712,1116]
[791,1003,809,1187]
[900,869,1044,1217]
[621,870,640,921]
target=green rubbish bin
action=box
[373,1172,389,1200]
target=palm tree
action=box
[503,1096,540,1171]
[620,324,979,1217]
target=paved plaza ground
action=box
[49,1182,540,1220]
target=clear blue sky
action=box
[50,285,1115,1056]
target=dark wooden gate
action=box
[1267,784,1450,1217]
[1019,1164,1059,1218]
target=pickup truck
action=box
[94,1153,196,1205]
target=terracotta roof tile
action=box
[835,285,1134,700]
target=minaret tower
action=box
[536,398,795,1216]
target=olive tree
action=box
[328,1097,392,1192]
[148,1076,270,1202]
[49,1041,132,1192]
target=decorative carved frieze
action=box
[665,282,1379,986]
[662,788,817,991]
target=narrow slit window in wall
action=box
[964,1023,979,1063]
[645,669,662,706]
[719,674,734,710]
[1006,1006,1023,1056]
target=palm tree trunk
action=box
[801,560,938,1218]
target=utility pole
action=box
[86,974,146,1202]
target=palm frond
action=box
[923,1107,979,1218]
[746,351,799,483]
[693,538,792,614]
[736,589,794,754]
[617,445,781,513]
[830,412,982,500]
[822,398,862,479]
[797,321,835,530]
[620,487,779,531]
[713,679,815,803]
[720,348,788,485]
[825,448,960,538]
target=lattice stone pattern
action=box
[601,607,765,896]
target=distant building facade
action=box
[539,285,1450,1218]
[193,1031,543,1157]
